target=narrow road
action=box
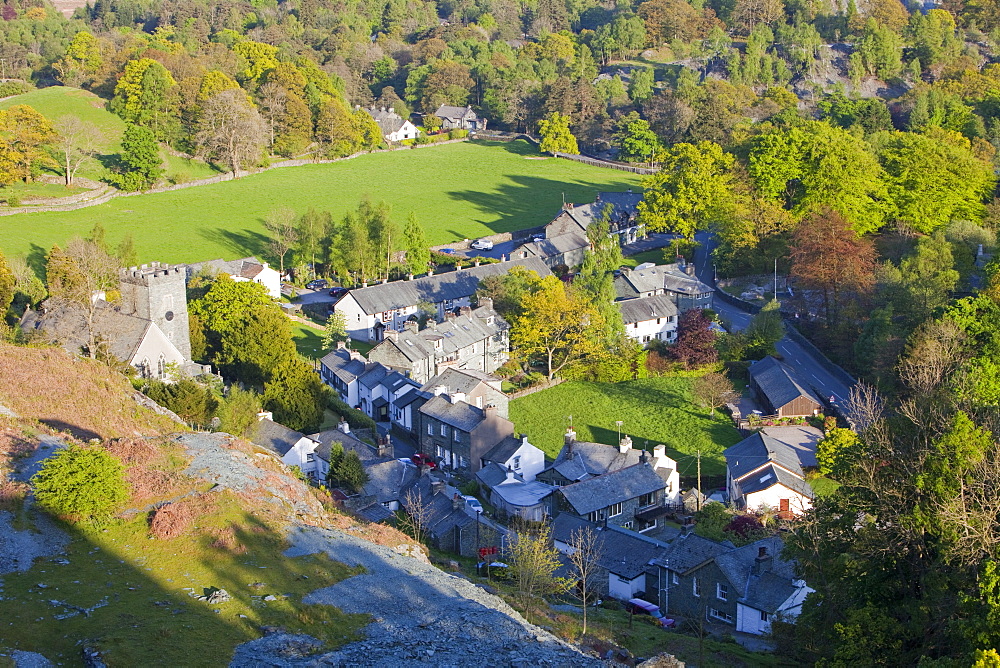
[693,232,855,405]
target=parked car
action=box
[530,233,545,242]
[410,453,437,469]
[470,238,494,251]
[438,248,456,255]
[329,287,348,298]
[306,279,328,290]
[626,598,676,628]
[462,495,484,514]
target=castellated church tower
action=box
[118,262,192,361]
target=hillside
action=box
[0,139,641,265]
[0,344,599,666]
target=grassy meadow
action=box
[509,376,743,482]
[0,136,641,267]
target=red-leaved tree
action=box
[669,309,718,369]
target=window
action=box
[512,455,521,470]
[427,423,433,435]
[633,322,638,328]
[760,610,769,623]
[693,578,701,597]
[162,294,174,312]
[306,453,315,462]
[709,608,733,623]
[587,510,603,523]
[623,520,633,529]
[440,424,447,436]
[608,502,623,517]
[453,428,461,442]
[476,396,483,408]
[157,354,166,379]
[639,492,655,507]
[717,582,728,601]
[671,572,679,585]
[656,318,661,325]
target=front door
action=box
[779,498,790,513]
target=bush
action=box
[327,394,377,431]
[149,497,206,539]
[413,134,432,145]
[5,195,21,208]
[167,170,191,185]
[448,129,469,140]
[32,444,128,522]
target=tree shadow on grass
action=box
[200,227,272,263]
[445,173,640,235]
[38,419,101,442]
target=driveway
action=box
[451,239,521,260]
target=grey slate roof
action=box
[559,463,665,516]
[553,516,669,579]
[310,429,379,463]
[353,502,395,523]
[724,432,805,480]
[614,263,712,301]
[386,304,508,364]
[617,294,678,324]
[421,367,501,395]
[358,364,388,389]
[761,426,823,468]
[319,348,368,383]
[715,536,800,613]
[595,191,642,218]
[547,440,645,482]
[363,106,409,135]
[186,257,267,280]
[435,104,479,121]
[476,462,510,488]
[394,390,430,408]
[651,532,735,574]
[361,459,419,504]
[482,435,524,465]
[252,418,311,457]
[22,299,156,363]
[749,356,821,412]
[346,258,550,315]
[419,395,487,432]
[738,464,815,499]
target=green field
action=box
[0,138,641,267]
[0,86,219,183]
[509,377,743,480]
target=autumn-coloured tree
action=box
[195,89,267,176]
[668,309,718,369]
[692,372,737,415]
[790,207,877,325]
[53,116,104,186]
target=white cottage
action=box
[618,294,678,347]
[724,432,815,517]
[251,414,320,475]
[186,257,281,299]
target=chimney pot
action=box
[407,273,414,280]
[619,436,633,454]
[758,546,768,558]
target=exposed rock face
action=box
[229,525,603,667]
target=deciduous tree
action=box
[538,111,579,154]
[195,89,267,176]
[567,525,602,636]
[692,372,737,416]
[53,116,104,186]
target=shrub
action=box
[167,170,191,185]
[448,129,469,140]
[327,394,377,431]
[149,497,206,539]
[32,444,128,522]
[5,195,21,208]
[413,134,432,145]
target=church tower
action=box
[119,262,192,361]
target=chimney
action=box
[338,417,351,433]
[384,329,398,341]
[520,433,529,445]
[362,281,368,288]
[753,546,773,575]
[479,297,493,311]
[484,404,498,419]
[428,269,434,277]
[434,385,448,397]
[639,450,648,464]
[653,444,666,460]
[257,411,273,422]
[450,391,466,404]
[456,264,463,271]
[445,311,457,320]
[404,320,419,333]
[407,273,414,281]
[474,259,480,267]
[565,429,576,458]
[459,306,471,317]
[452,493,463,510]
[335,340,347,350]
[619,436,633,454]
[686,264,695,276]
[500,254,507,262]
[376,435,393,459]
[505,465,515,482]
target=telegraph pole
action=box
[696,450,702,511]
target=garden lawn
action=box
[0,140,641,266]
[509,376,743,480]
[292,322,326,360]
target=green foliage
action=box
[142,379,219,426]
[402,213,431,275]
[538,112,579,155]
[327,394,377,431]
[0,249,14,323]
[329,450,368,493]
[881,232,959,324]
[109,58,179,141]
[113,124,163,191]
[217,386,262,439]
[614,112,663,164]
[32,444,128,522]
[815,427,860,477]
[263,360,326,433]
[321,312,348,350]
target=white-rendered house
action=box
[619,294,678,347]
[724,432,815,517]
[251,414,320,475]
[187,257,281,299]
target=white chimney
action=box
[653,444,666,461]
[450,391,466,404]
[338,417,351,433]
[257,411,273,422]
[505,466,516,482]
[434,385,448,397]
[619,436,633,454]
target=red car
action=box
[410,453,437,469]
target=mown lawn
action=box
[0,495,367,666]
[292,323,326,360]
[0,139,641,267]
[509,376,743,480]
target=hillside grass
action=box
[0,495,368,666]
[0,139,641,266]
[0,86,219,183]
[509,376,743,480]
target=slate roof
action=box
[559,463,665,516]
[553,516,669,579]
[618,294,678,324]
[614,263,712,301]
[252,418,311,457]
[186,257,268,281]
[749,356,821,412]
[715,536,801,613]
[516,231,590,261]
[761,426,823,468]
[724,431,806,480]
[476,462,510,488]
[345,258,549,315]
[738,464,815,499]
[491,478,554,508]
[547,440,645,482]
[22,300,157,363]
[421,367,502,395]
[419,395,488,432]
[482,435,525,465]
[383,371,417,394]
[353,502,395,523]
[386,304,508,364]
[319,348,368,384]
[394,390,430,408]
[361,459,419,504]
[358,364,388,389]
[310,429,379,463]
[363,106,410,135]
[435,104,479,121]
[595,191,642,219]
[651,532,735,574]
